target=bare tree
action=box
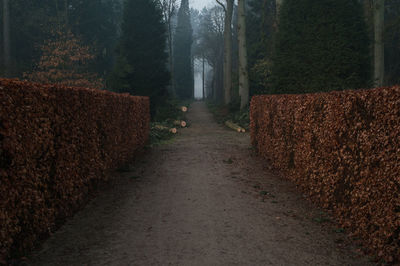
[216,0,234,105]
[195,6,224,101]
[238,0,249,109]
[374,0,385,87]
[3,0,11,74]
[158,0,178,95]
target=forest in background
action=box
[195,0,400,102]
[0,1,399,263]
[0,0,400,114]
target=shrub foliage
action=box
[271,0,371,94]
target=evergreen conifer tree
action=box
[110,0,170,112]
[271,0,371,94]
[69,0,120,76]
[173,0,193,99]
[246,0,276,95]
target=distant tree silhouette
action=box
[173,0,194,99]
[109,0,170,114]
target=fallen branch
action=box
[154,125,169,130]
[225,120,246,133]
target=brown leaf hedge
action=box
[0,79,150,262]
[251,86,400,263]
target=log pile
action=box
[151,105,189,139]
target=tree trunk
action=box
[218,50,224,103]
[158,0,177,96]
[3,0,11,74]
[202,55,205,100]
[64,0,69,25]
[168,19,176,96]
[213,70,217,102]
[223,0,234,105]
[238,0,249,109]
[374,0,384,87]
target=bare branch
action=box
[215,0,226,12]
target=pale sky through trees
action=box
[189,0,216,10]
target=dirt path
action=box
[28,102,370,266]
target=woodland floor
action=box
[28,102,371,265]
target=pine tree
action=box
[384,0,400,85]
[109,0,170,112]
[374,0,385,87]
[271,0,371,94]
[246,0,276,95]
[2,0,10,75]
[216,0,234,105]
[238,0,249,109]
[173,0,193,99]
[69,0,120,77]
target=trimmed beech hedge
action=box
[0,79,150,262]
[251,86,400,263]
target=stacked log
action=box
[153,124,177,134]
[173,120,187,128]
[152,105,188,136]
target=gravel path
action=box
[28,102,370,266]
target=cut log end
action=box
[154,125,177,134]
[225,120,245,133]
[173,120,187,128]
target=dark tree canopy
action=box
[246,0,276,95]
[69,0,120,76]
[109,0,170,113]
[271,0,371,94]
[0,0,120,78]
[385,0,400,86]
[173,0,193,99]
